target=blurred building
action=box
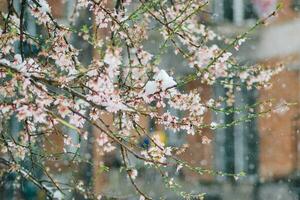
[185,0,300,199]
[1,0,300,200]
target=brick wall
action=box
[259,69,300,179]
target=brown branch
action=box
[19,0,27,61]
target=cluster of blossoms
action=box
[0,26,19,54]
[141,134,172,166]
[0,0,285,199]
[239,64,283,89]
[30,0,52,25]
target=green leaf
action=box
[99,164,110,173]
[81,24,89,33]
[276,2,284,10]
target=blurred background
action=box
[1,0,300,199]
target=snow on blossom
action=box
[155,70,177,89]
[144,81,157,96]
[144,70,176,97]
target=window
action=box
[294,114,300,168]
[213,83,235,176]
[234,86,259,176]
[292,0,300,11]
[213,0,257,25]
[213,81,259,180]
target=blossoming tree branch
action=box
[0,0,286,199]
